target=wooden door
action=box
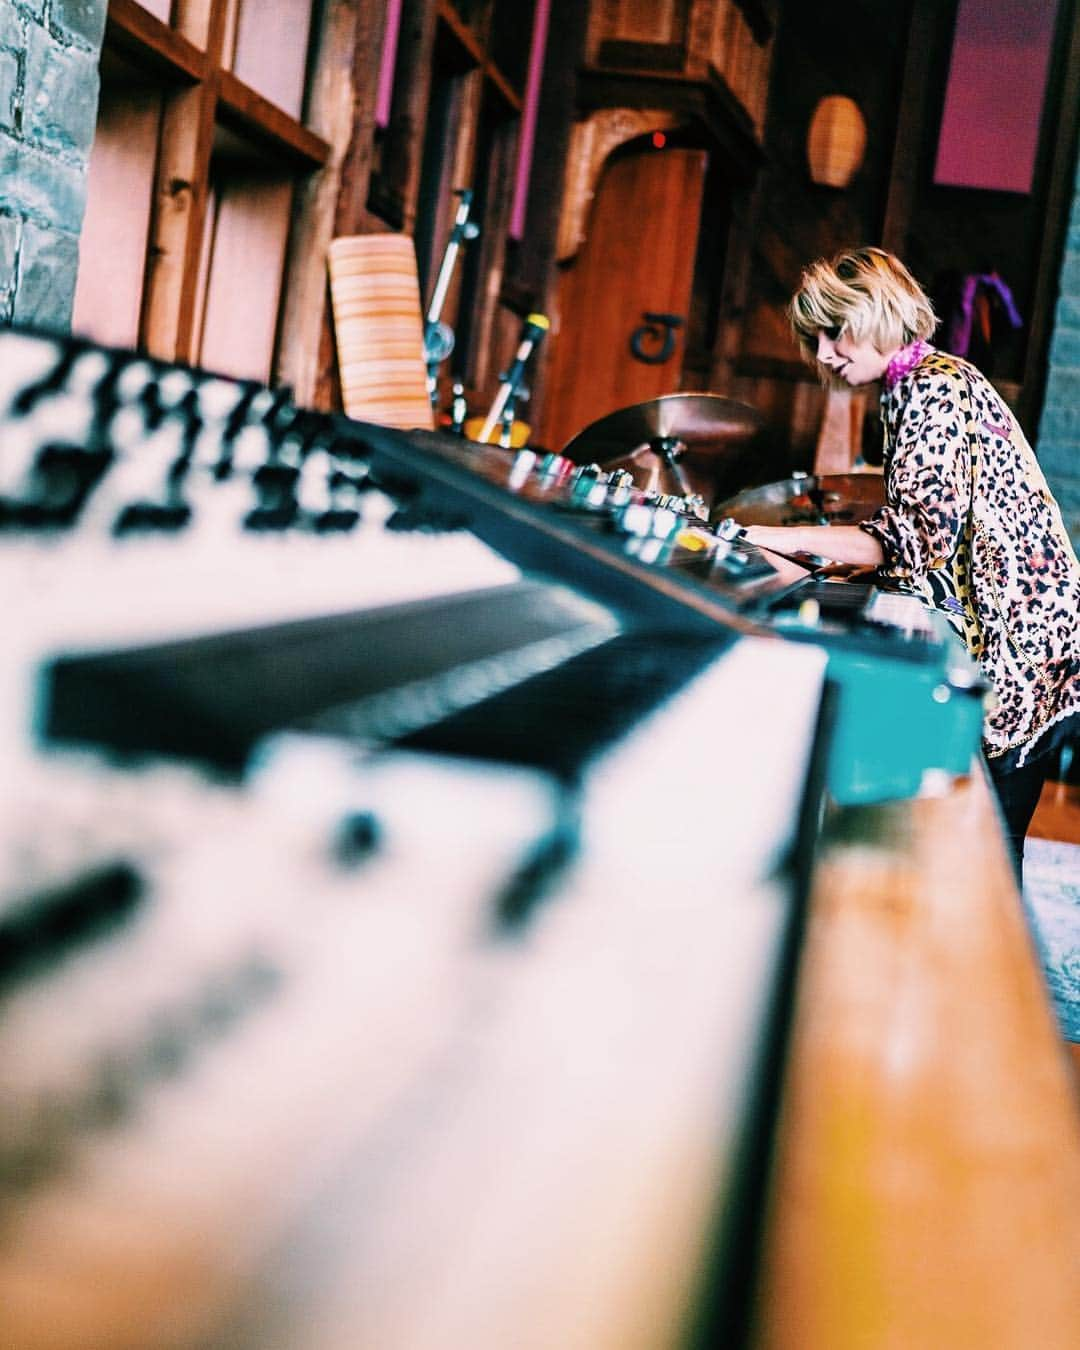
[539,145,706,453]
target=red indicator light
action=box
[651,131,666,149]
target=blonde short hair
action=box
[787,246,937,364]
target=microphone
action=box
[478,313,550,445]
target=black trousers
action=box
[985,752,1050,883]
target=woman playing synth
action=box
[736,246,1080,878]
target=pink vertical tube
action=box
[375,0,405,129]
[509,0,552,241]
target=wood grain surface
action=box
[753,768,1080,1349]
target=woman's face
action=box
[815,328,893,386]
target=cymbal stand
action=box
[650,436,692,496]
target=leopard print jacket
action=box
[859,348,1080,769]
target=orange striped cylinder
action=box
[327,234,435,431]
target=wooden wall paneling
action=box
[709,178,756,390]
[730,0,909,460]
[707,0,729,69]
[613,0,687,43]
[140,81,216,362]
[276,0,363,408]
[173,0,219,50]
[367,0,441,231]
[589,0,692,61]
[216,73,330,166]
[727,369,822,479]
[448,66,501,394]
[331,3,398,238]
[683,0,714,75]
[189,174,218,365]
[218,0,241,65]
[106,0,207,77]
[310,1,401,408]
[198,171,294,382]
[502,0,591,426]
[468,129,518,398]
[72,72,164,348]
[134,0,172,21]
[881,0,941,256]
[437,0,487,63]
[231,0,314,121]
[681,154,735,391]
[139,3,229,363]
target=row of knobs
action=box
[503,447,769,583]
[506,448,709,535]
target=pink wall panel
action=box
[934,0,1058,194]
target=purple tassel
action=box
[946,272,1023,356]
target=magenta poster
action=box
[933,0,1058,193]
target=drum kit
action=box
[413,185,882,538]
[412,186,882,540]
[551,390,883,536]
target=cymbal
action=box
[713,472,885,526]
[560,393,763,467]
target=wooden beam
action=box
[435,0,486,67]
[105,0,206,81]
[275,0,363,406]
[218,70,332,168]
[481,56,523,114]
[139,1,230,362]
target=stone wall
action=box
[1037,151,1080,552]
[0,0,106,330]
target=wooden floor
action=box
[1030,778,1080,845]
[1029,779,1080,1081]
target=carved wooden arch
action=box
[556,108,684,262]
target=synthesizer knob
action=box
[506,449,536,490]
[572,463,601,488]
[245,463,300,530]
[20,443,112,526]
[0,860,144,994]
[332,810,382,867]
[715,516,747,543]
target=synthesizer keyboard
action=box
[0,320,979,1347]
[2,576,828,1350]
[0,329,624,773]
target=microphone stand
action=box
[423,189,479,407]
[478,313,550,445]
